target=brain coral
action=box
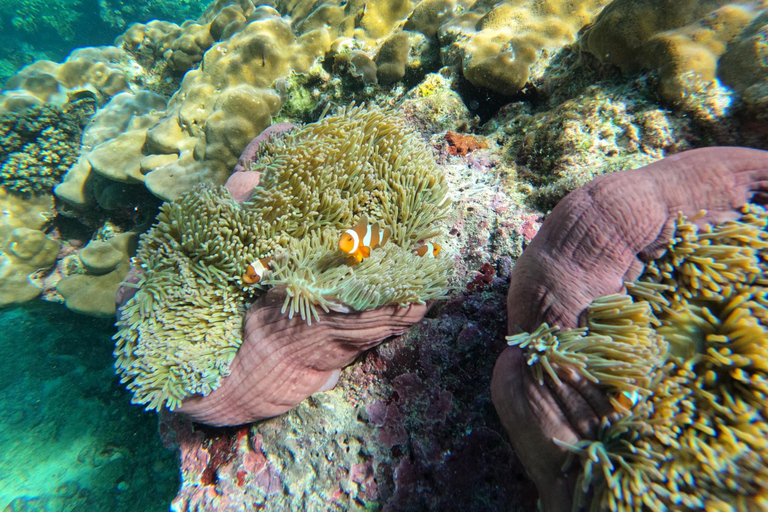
[492,146,768,512]
[114,106,450,420]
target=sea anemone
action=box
[510,204,768,510]
[114,105,451,413]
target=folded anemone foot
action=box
[507,146,768,334]
[227,122,296,203]
[491,347,618,512]
[496,147,768,510]
[177,288,428,426]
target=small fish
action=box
[614,390,639,411]
[339,216,391,263]
[66,89,98,104]
[242,257,272,284]
[412,242,441,258]
[411,242,440,258]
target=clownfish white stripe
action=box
[345,228,360,253]
[338,216,391,263]
[242,257,272,285]
[412,242,441,258]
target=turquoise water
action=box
[0,301,178,511]
[0,0,208,84]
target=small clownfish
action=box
[614,390,639,411]
[412,242,441,258]
[242,257,272,285]
[339,216,391,263]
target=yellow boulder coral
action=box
[57,233,138,317]
[0,188,57,306]
[581,0,765,114]
[0,47,129,112]
[445,0,612,95]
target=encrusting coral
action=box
[0,103,88,196]
[56,232,138,317]
[492,146,768,512]
[114,105,451,423]
[0,187,58,306]
[509,205,768,510]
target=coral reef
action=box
[0,187,57,306]
[498,53,696,210]
[0,102,88,196]
[163,266,538,511]
[1,0,767,508]
[493,147,768,511]
[0,0,759,218]
[1,0,641,209]
[441,0,612,94]
[4,0,82,43]
[56,232,137,317]
[114,106,451,419]
[54,91,168,210]
[581,0,767,118]
[1,46,129,112]
[397,73,475,136]
[156,90,540,511]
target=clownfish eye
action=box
[339,233,353,251]
[242,266,259,284]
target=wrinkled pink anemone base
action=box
[507,146,768,334]
[178,290,427,426]
[226,122,295,203]
[493,147,768,512]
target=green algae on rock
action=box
[509,205,768,510]
[114,105,451,412]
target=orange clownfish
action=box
[412,242,441,258]
[339,216,391,263]
[242,257,272,285]
[614,390,639,411]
